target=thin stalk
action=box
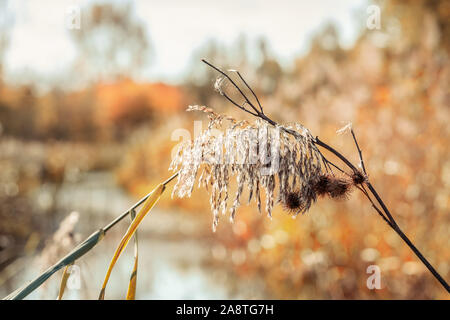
[104,171,179,233]
[203,60,450,293]
[311,135,448,292]
[350,128,367,174]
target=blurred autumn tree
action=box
[70,1,151,82]
[0,1,183,141]
[0,0,39,140]
[0,0,11,82]
[0,0,12,133]
[66,2,187,140]
[184,36,282,113]
[256,38,283,95]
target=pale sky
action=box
[2,0,368,88]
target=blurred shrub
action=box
[115,0,449,299]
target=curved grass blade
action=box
[56,262,74,300]
[4,229,105,300]
[99,183,165,300]
[126,209,138,300]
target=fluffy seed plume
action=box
[169,106,325,231]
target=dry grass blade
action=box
[98,183,165,300]
[56,262,74,300]
[126,209,138,300]
[4,229,105,300]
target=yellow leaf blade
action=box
[126,209,138,300]
[126,256,138,300]
[57,262,74,300]
[99,183,165,300]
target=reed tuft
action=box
[169,105,324,231]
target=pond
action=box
[1,171,265,299]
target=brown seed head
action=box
[327,177,352,200]
[352,170,366,185]
[283,191,304,214]
[314,174,332,197]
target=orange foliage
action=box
[94,79,186,126]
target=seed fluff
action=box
[169,105,325,231]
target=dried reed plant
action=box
[170,105,325,228]
[5,60,448,300]
[37,211,80,270]
[169,59,449,293]
[169,105,356,231]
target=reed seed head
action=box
[352,170,366,185]
[326,177,352,200]
[169,105,325,231]
[314,174,331,197]
[283,191,303,214]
